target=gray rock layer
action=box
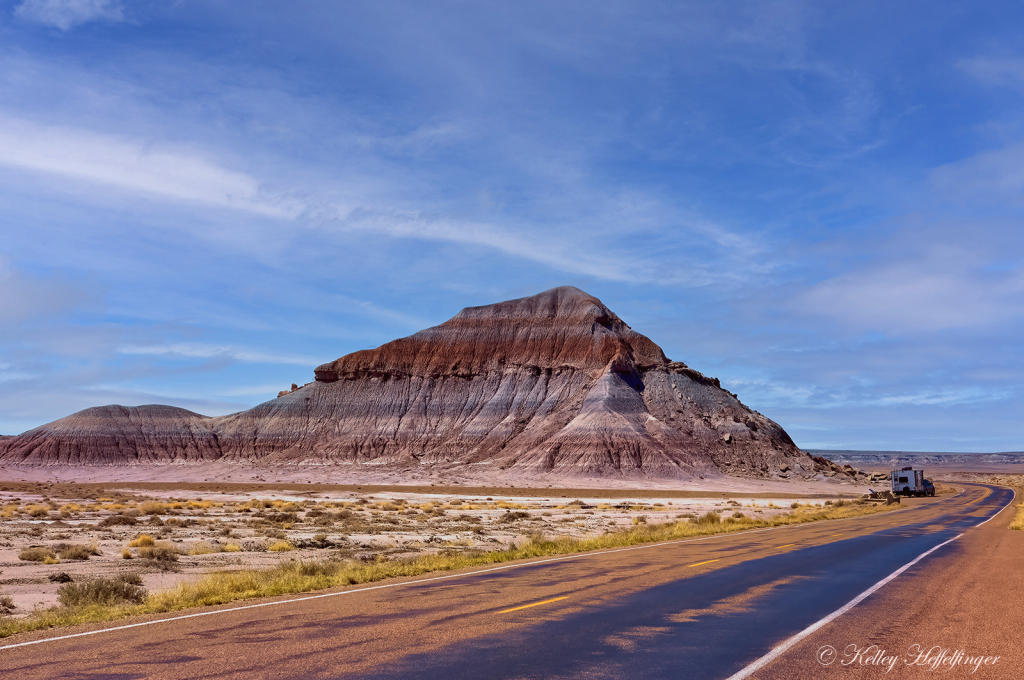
[0,287,823,480]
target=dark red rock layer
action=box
[0,287,826,480]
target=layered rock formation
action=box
[0,287,833,480]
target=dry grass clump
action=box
[26,504,51,518]
[57,574,146,607]
[268,541,295,552]
[694,511,720,525]
[129,535,156,548]
[1009,502,1024,531]
[189,542,224,555]
[99,514,138,527]
[18,547,56,562]
[55,543,100,560]
[140,502,167,516]
[0,593,15,615]
[138,542,180,563]
[60,503,83,517]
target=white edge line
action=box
[0,488,973,652]
[723,532,964,680]
[975,486,1016,527]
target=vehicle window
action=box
[898,476,908,483]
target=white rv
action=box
[890,467,934,496]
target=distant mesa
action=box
[0,286,854,481]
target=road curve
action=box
[0,484,1013,680]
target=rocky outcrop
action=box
[0,286,833,480]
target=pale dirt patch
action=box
[0,460,868,494]
[0,481,858,618]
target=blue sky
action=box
[1,1,1022,452]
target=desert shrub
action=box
[791,502,800,509]
[498,511,529,523]
[48,572,73,583]
[19,547,56,562]
[833,500,846,507]
[57,576,146,607]
[26,505,51,518]
[55,543,100,560]
[268,541,295,552]
[118,573,144,586]
[695,512,721,525]
[189,542,222,555]
[632,515,648,525]
[0,593,14,615]
[267,512,299,524]
[138,543,180,563]
[99,514,137,527]
[731,512,747,520]
[140,502,167,516]
[223,544,241,552]
[129,535,155,548]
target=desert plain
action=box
[0,465,878,618]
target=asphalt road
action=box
[0,484,1013,680]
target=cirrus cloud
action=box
[14,0,123,31]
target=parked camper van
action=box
[890,467,935,496]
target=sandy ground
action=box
[0,476,869,618]
[0,461,869,494]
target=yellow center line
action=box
[498,596,569,614]
[831,533,843,536]
[687,559,721,567]
[774,543,796,549]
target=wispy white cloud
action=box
[930,141,1024,204]
[793,254,1024,334]
[0,115,298,217]
[876,388,1008,407]
[958,56,1024,90]
[118,344,321,366]
[14,0,123,31]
